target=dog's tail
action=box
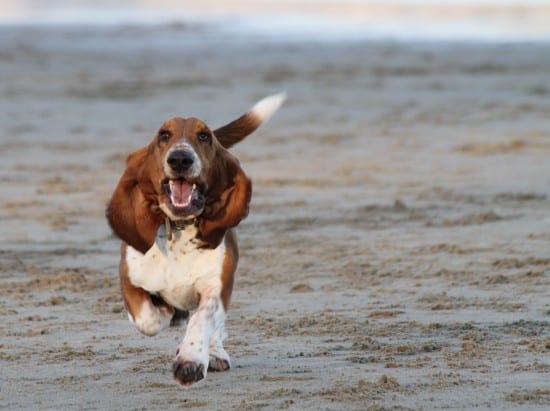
[214,92,286,149]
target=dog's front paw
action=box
[172,360,205,386]
[208,344,231,372]
[208,355,231,372]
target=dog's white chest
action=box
[125,224,225,310]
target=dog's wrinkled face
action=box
[150,117,218,221]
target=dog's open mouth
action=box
[162,178,205,217]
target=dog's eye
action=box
[197,131,211,143]
[158,129,171,142]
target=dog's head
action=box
[136,116,251,246]
[107,93,285,251]
[143,117,225,222]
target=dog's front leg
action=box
[172,287,225,386]
[120,250,174,336]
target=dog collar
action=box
[165,216,197,241]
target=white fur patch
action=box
[125,224,225,311]
[251,92,286,124]
[130,300,172,336]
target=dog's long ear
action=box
[198,155,252,248]
[214,92,286,149]
[106,147,162,253]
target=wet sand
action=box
[0,25,549,410]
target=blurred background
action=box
[2,0,550,40]
[1,0,548,156]
[1,1,549,410]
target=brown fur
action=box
[213,111,263,149]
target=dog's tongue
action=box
[170,179,192,206]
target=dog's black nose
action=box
[167,150,194,172]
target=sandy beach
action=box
[0,13,549,411]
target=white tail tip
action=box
[251,92,287,123]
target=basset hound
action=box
[106,93,284,386]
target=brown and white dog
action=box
[106,93,284,386]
